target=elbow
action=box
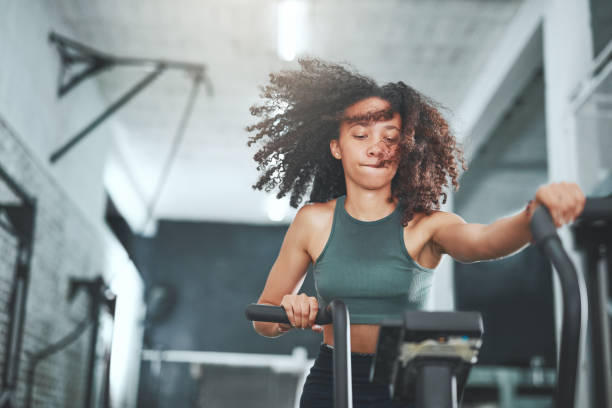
[252,321,265,337]
[252,320,281,339]
[252,321,267,337]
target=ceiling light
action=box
[277,0,307,61]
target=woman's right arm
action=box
[253,205,321,338]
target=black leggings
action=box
[299,343,414,408]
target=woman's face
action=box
[330,97,401,191]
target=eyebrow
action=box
[348,123,400,130]
[348,122,368,129]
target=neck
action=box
[344,185,397,221]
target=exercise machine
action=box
[246,198,610,408]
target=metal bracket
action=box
[47,32,209,164]
[67,275,116,316]
[48,32,115,98]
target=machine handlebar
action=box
[244,303,333,325]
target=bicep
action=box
[431,212,488,264]
[257,210,313,305]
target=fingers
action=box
[280,294,321,332]
[280,296,295,329]
[308,297,322,332]
[534,182,586,227]
[295,293,308,328]
[569,182,587,222]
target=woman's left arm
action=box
[432,182,587,263]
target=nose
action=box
[367,139,390,158]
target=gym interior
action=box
[0,0,610,407]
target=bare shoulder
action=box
[295,199,336,230]
[425,210,467,227]
[293,199,337,262]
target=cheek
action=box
[383,145,400,162]
[341,144,361,160]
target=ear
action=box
[329,139,341,160]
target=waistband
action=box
[320,342,376,357]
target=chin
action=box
[359,177,395,190]
[360,171,396,186]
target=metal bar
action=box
[531,206,581,408]
[585,247,607,408]
[0,163,33,204]
[49,32,111,63]
[140,349,312,374]
[58,58,113,98]
[5,264,26,386]
[585,244,612,408]
[50,32,115,96]
[49,66,164,164]
[3,236,35,398]
[84,296,100,408]
[49,32,205,75]
[596,245,612,408]
[0,217,17,237]
[330,299,352,408]
[142,74,202,229]
[24,317,92,408]
[99,56,204,73]
[572,50,612,113]
[592,37,612,78]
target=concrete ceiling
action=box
[55,0,524,227]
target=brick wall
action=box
[0,0,145,405]
[0,116,108,407]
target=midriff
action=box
[322,323,381,354]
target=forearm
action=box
[479,207,533,261]
[252,302,289,338]
[253,321,285,338]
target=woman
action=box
[248,58,585,407]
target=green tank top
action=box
[313,195,435,324]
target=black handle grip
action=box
[245,303,333,325]
[530,205,558,244]
[531,196,612,236]
[578,196,612,221]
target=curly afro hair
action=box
[246,57,467,225]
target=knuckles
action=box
[534,182,586,227]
